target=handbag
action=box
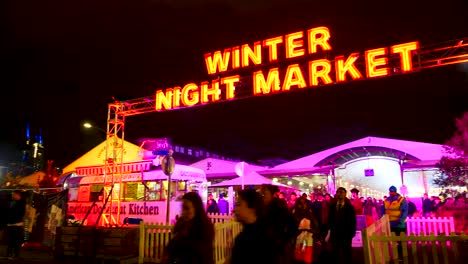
[294,231,313,263]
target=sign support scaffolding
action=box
[101,101,126,227]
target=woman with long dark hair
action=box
[164,192,214,264]
[291,197,319,236]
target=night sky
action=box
[1,0,467,168]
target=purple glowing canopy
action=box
[264,136,444,176]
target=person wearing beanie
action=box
[382,185,408,259]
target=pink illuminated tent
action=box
[209,171,282,187]
[263,136,444,176]
[260,136,445,196]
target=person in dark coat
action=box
[231,189,276,264]
[260,184,296,264]
[217,193,229,214]
[301,193,313,212]
[422,193,433,217]
[327,187,357,264]
[7,190,26,260]
[207,193,219,214]
[164,192,214,264]
[406,197,417,217]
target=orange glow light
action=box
[172,87,181,108]
[204,49,231,75]
[335,53,363,82]
[242,42,262,67]
[285,32,305,59]
[365,47,388,77]
[309,59,333,86]
[181,83,200,106]
[253,68,280,95]
[221,75,240,100]
[391,42,419,72]
[282,64,306,91]
[263,36,283,62]
[156,89,173,111]
[232,46,241,69]
[308,27,332,54]
[201,80,221,104]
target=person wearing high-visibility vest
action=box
[382,185,408,260]
[382,186,409,235]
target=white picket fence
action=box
[138,219,241,264]
[139,222,172,263]
[213,220,242,264]
[365,232,468,264]
[362,214,391,264]
[207,212,234,223]
[362,215,468,264]
[406,216,455,236]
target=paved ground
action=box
[1,241,467,263]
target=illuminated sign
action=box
[155,26,419,110]
[80,173,142,184]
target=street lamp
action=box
[82,121,106,134]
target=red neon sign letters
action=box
[155,26,419,111]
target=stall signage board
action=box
[80,173,142,184]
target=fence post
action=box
[139,221,145,264]
[361,228,371,264]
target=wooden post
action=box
[138,221,145,264]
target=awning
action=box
[67,176,84,188]
[75,161,152,175]
[57,172,75,186]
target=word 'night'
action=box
[155,26,419,111]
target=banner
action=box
[23,190,68,247]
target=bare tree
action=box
[434,112,468,191]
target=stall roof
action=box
[19,171,46,187]
[62,139,143,174]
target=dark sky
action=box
[1,0,467,168]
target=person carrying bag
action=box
[294,218,313,264]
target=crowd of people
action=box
[163,185,358,264]
[164,184,462,264]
